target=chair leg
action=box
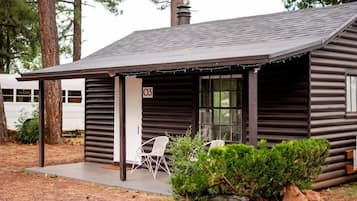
[162,157,171,176]
[153,156,161,179]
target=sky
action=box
[78,0,285,62]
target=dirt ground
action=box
[0,140,167,201]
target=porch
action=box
[26,162,172,196]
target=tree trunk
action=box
[0,82,8,144]
[170,0,184,26]
[38,0,62,144]
[73,0,81,61]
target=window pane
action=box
[231,91,237,107]
[199,108,212,125]
[220,109,230,124]
[231,80,237,91]
[213,79,220,91]
[68,90,82,103]
[213,109,220,124]
[62,90,66,103]
[200,91,211,107]
[352,76,357,112]
[213,92,220,107]
[16,89,31,96]
[2,89,13,102]
[220,126,232,141]
[68,90,81,96]
[16,89,31,102]
[221,91,230,107]
[347,76,352,112]
[2,89,13,95]
[221,79,231,91]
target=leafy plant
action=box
[15,109,39,144]
[170,135,330,201]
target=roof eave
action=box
[18,55,270,81]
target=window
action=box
[2,89,14,102]
[347,75,357,112]
[62,90,66,103]
[33,90,39,102]
[16,89,31,102]
[68,90,82,103]
[199,75,242,142]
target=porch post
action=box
[119,75,126,181]
[248,68,258,146]
[39,80,45,167]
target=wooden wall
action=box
[310,22,357,189]
[141,75,196,151]
[84,78,115,164]
[257,56,310,145]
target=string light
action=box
[120,53,307,77]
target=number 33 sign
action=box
[143,87,153,98]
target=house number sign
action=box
[143,87,153,98]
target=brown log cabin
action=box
[18,3,357,189]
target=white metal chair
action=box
[205,140,225,152]
[190,140,225,161]
[131,136,170,179]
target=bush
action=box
[15,110,39,144]
[169,129,210,201]
[170,137,329,201]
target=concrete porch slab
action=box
[26,162,172,196]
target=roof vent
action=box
[177,4,191,25]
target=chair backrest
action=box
[207,140,225,151]
[151,136,169,156]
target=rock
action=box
[283,183,308,201]
[303,190,325,201]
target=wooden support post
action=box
[39,80,45,167]
[192,74,199,135]
[119,75,126,181]
[241,71,248,144]
[248,68,258,146]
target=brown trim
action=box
[241,70,248,144]
[39,80,45,167]
[83,79,87,161]
[17,71,115,81]
[248,68,258,146]
[119,75,126,181]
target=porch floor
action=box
[25,162,172,196]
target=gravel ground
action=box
[0,141,167,201]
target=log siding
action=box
[141,75,195,151]
[257,56,310,145]
[311,22,357,189]
[84,78,115,164]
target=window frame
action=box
[2,88,14,102]
[199,74,243,142]
[15,89,32,103]
[345,71,357,117]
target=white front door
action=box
[114,76,142,163]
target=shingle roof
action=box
[20,2,357,80]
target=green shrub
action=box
[169,129,210,201]
[170,137,329,201]
[15,110,39,144]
